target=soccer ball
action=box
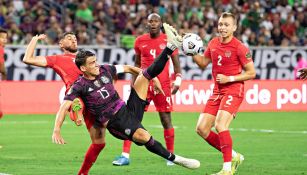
[182,33,204,56]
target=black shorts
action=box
[107,88,149,141]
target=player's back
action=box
[67,65,124,123]
[46,53,82,89]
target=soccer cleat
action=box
[211,170,233,175]
[231,153,244,174]
[112,156,130,166]
[166,160,175,166]
[173,155,200,169]
[163,23,183,49]
[71,98,84,126]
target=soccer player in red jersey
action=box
[192,12,256,175]
[112,13,182,166]
[0,28,8,80]
[22,33,104,175]
[0,28,8,118]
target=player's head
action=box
[147,13,162,37]
[296,53,302,62]
[218,12,237,39]
[75,49,99,76]
[59,32,77,53]
[0,28,8,47]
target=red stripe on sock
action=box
[219,130,232,162]
[123,140,132,153]
[205,131,221,151]
[164,128,175,153]
[78,143,105,175]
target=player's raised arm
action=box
[192,55,211,70]
[171,54,182,94]
[52,100,72,145]
[23,34,48,67]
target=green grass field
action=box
[0,112,307,175]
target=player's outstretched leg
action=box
[71,98,84,126]
[142,136,200,170]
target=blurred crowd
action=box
[0,0,306,47]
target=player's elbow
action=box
[22,56,31,64]
[249,71,256,80]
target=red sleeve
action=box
[46,55,58,68]
[204,39,212,60]
[134,37,141,55]
[237,43,253,66]
[0,47,4,64]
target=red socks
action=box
[219,130,232,162]
[205,131,221,151]
[164,128,175,153]
[123,140,132,153]
[78,143,105,175]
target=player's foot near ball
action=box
[163,23,182,49]
[173,155,200,169]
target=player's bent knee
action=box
[132,128,151,144]
[195,125,210,138]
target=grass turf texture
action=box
[0,112,306,175]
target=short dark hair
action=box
[75,49,95,69]
[59,32,75,40]
[296,53,302,62]
[220,12,237,25]
[0,28,7,34]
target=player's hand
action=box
[299,68,307,80]
[171,83,180,94]
[35,34,47,40]
[153,77,165,96]
[216,74,229,84]
[52,130,66,144]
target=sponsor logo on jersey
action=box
[125,128,131,135]
[101,76,110,84]
[225,50,231,58]
[88,87,94,92]
[94,80,101,87]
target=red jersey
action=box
[46,53,82,90]
[0,46,4,64]
[204,37,253,96]
[134,33,178,86]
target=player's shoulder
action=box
[136,33,150,41]
[207,37,219,47]
[233,37,249,50]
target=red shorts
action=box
[83,110,96,131]
[203,94,243,116]
[144,85,172,112]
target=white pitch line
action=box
[0,173,12,175]
[0,121,68,125]
[230,128,307,134]
[147,125,307,135]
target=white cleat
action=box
[163,23,183,49]
[173,155,200,170]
